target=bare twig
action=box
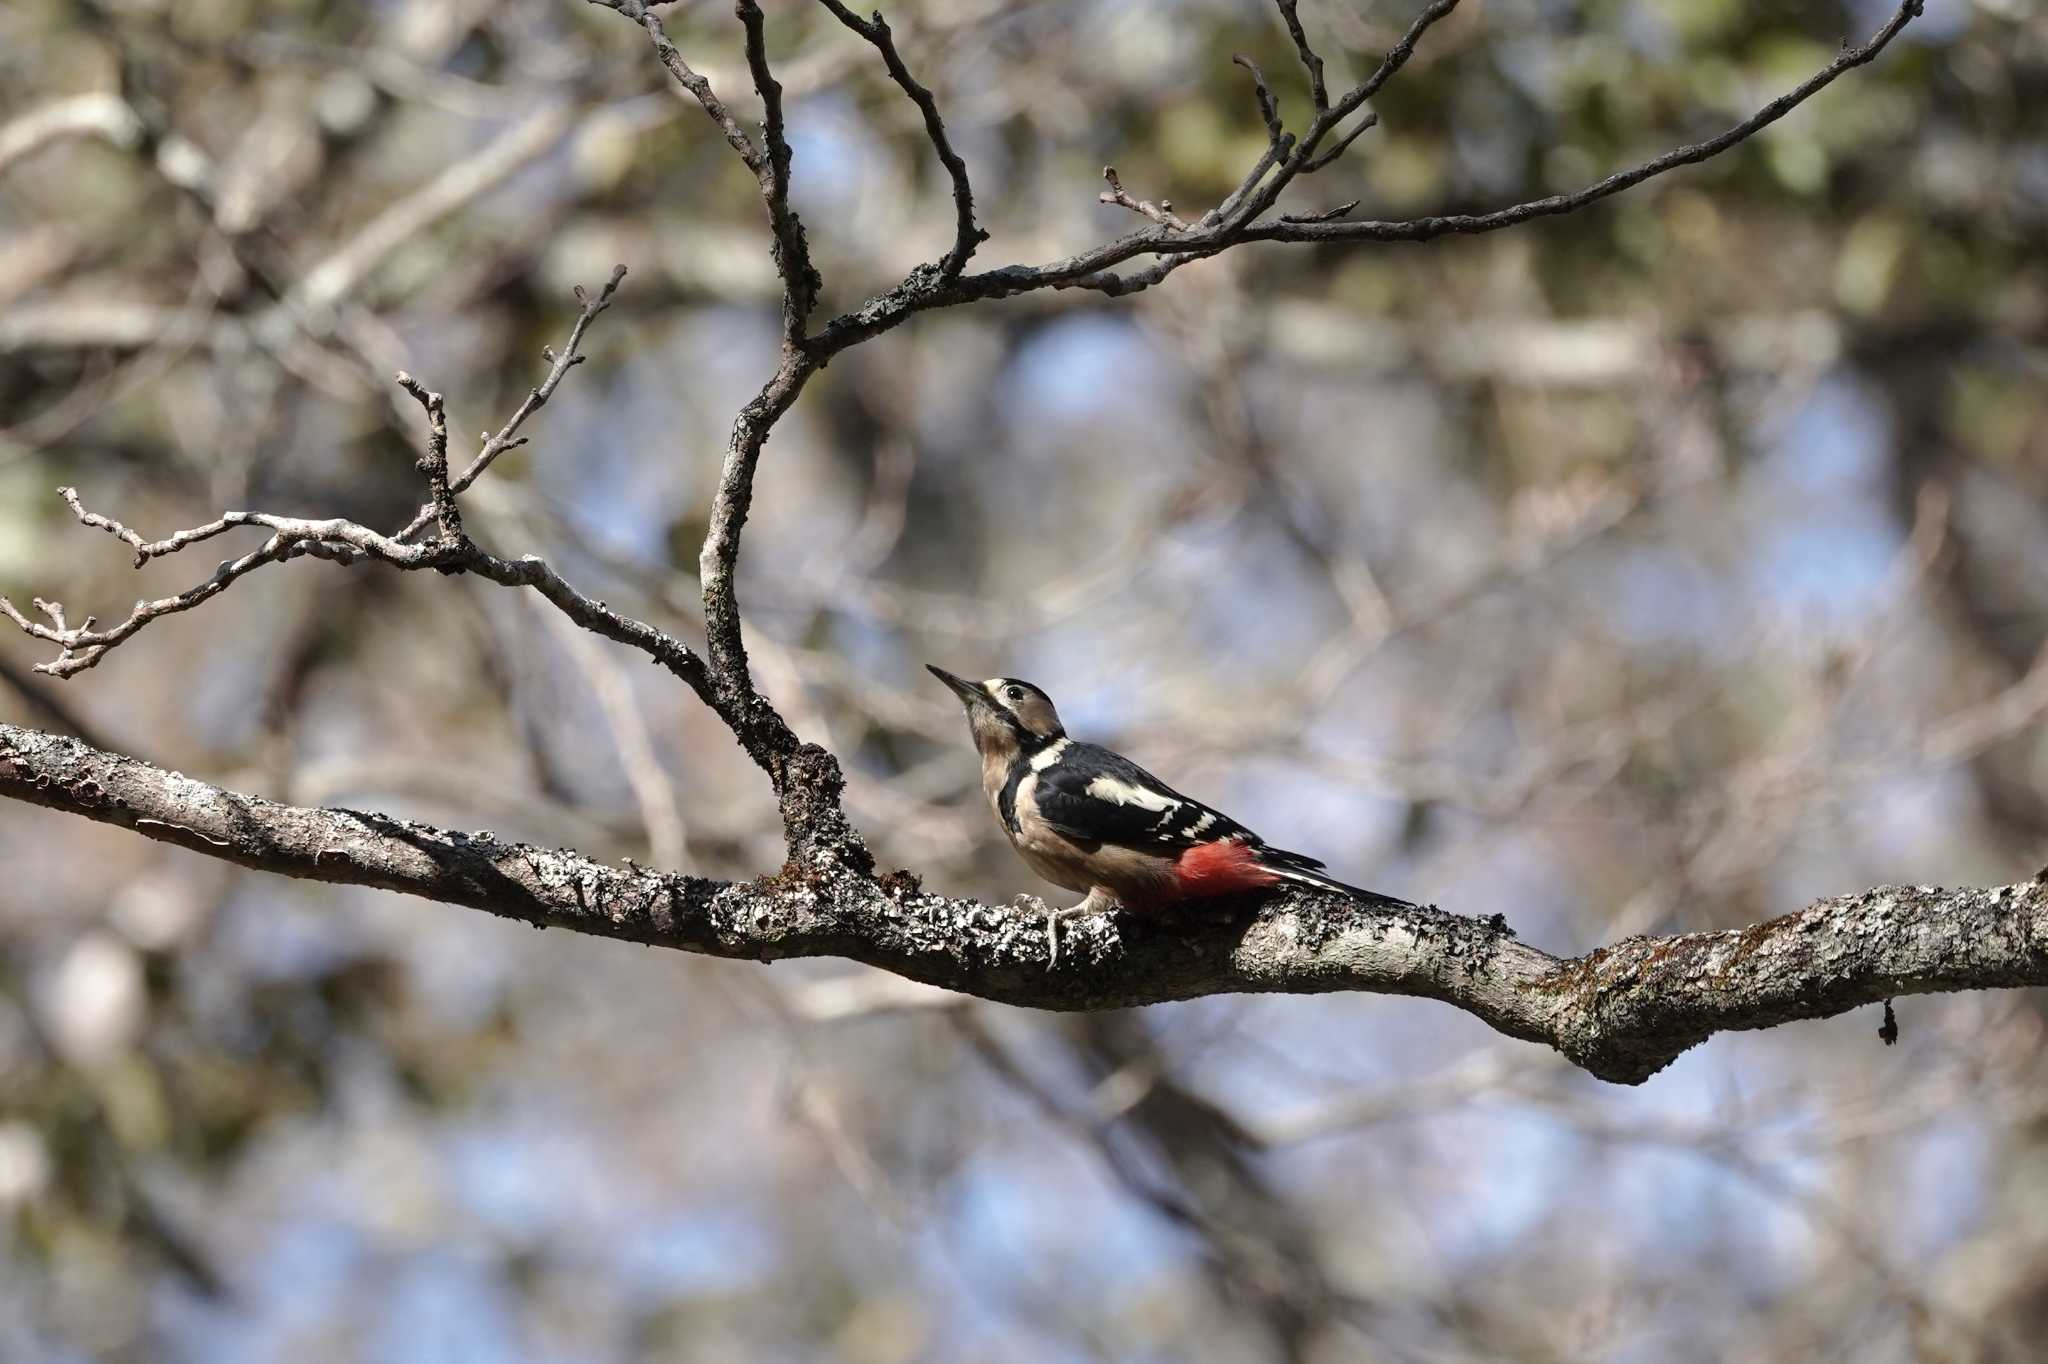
[590,3,851,818]
[1204,132,1295,228]
[2,507,401,677]
[590,0,764,170]
[1232,54,1285,145]
[597,0,821,340]
[1099,166,1188,231]
[1276,198,1360,225]
[396,373,460,540]
[1300,112,1377,174]
[1273,0,1328,112]
[4,480,722,701]
[1221,0,1464,227]
[397,264,628,539]
[812,0,986,276]
[805,0,1925,350]
[1333,0,1462,110]
[1251,0,1924,245]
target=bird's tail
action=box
[1257,846,1415,910]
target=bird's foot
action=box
[1043,889,1120,967]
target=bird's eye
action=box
[1005,686,1025,703]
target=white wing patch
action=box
[1085,775,1179,812]
[1029,738,1071,771]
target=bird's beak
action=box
[926,665,985,708]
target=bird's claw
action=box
[1044,890,1120,969]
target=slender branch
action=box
[1252,0,1924,245]
[464,545,717,710]
[1273,0,1328,112]
[1232,54,1285,146]
[2,509,415,677]
[697,350,821,769]
[5,720,2043,1086]
[1099,166,1188,231]
[0,491,718,708]
[589,4,837,794]
[396,373,460,540]
[1205,131,1294,228]
[805,0,1924,352]
[592,0,764,171]
[398,264,628,540]
[1333,0,1461,113]
[736,0,822,340]
[597,1,820,337]
[811,0,986,276]
[1224,0,1464,227]
[1300,113,1377,174]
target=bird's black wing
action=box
[1031,743,1279,855]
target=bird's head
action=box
[927,666,1065,759]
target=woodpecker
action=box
[929,666,1414,916]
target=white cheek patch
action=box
[1029,738,1070,771]
[1086,775,1178,812]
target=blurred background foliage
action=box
[2,0,2047,1358]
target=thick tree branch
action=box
[5,721,2043,1086]
[591,0,859,853]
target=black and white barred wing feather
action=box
[1033,742,1415,909]
[1030,743,1256,851]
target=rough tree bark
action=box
[6,722,2043,1085]
[5,0,2016,1088]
